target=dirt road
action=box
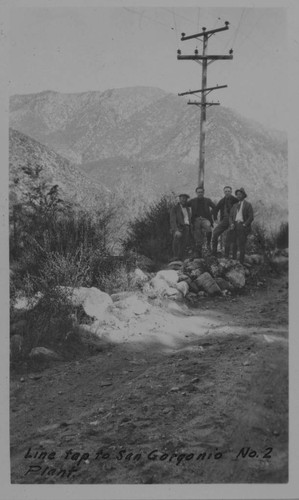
[10,272,288,484]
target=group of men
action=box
[170,185,254,264]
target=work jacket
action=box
[229,199,254,229]
[187,197,215,225]
[214,195,238,221]
[170,203,192,232]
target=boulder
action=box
[29,347,60,360]
[190,268,204,279]
[215,277,233,291]
[167,261,183,270]
[209,263,221,278]
[156,270,179,287]
[217,258,238,275]
[63,287,113,320]
[167,291,183,301]
[177,273,189,282]
[148,276,180,299]
[165,287,181,298]
[194,272,221,295]
[130,268,149,287]
[175,281,189,297]
[225,267,246,288]
[13,292,43,311]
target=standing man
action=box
[212,186,238,256]
[227,187,254,264]
[187,187,216,258]
[170,193,192,261]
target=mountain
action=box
[9,128,107,210]
[9,87,288,222]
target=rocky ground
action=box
[10,267,288,484]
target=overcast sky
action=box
[9,5,287,130]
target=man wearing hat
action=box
[170,193,192,261]
[227,188,254,263]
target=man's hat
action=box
[235,187,247,198]
[178,193,190,199]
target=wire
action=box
[162,7,197,26]
[122,7,174,30]
[171,7,180,45]
[229,8,246,49]
[197,8,200,32]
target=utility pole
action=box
[177,22,233,188]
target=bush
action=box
[275,222,288,249]
[248,220,288,256]
[123,194,176,264]
[248,222,276,255]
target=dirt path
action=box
[10,273,288,484]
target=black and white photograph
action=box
[2,0,298,497]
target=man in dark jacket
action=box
[227,187,254,264]
[170,194,192,261]
[212,186,238,256]
[186,187,215,257]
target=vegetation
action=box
[248,221,289,256]
[9,162,288,366]
[123,194,176,264]
[9,164,135,363]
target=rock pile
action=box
[144,257,248,302]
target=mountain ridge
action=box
[9,87,288,221]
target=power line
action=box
[122,7,174,30]
[197,8,200,32]
[226,8,246,49]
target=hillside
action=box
[9,128,107,210]
[9,87,288,220]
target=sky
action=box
[8,4,288,131]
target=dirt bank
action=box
[10,272,288,484]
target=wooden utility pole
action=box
[177,22,233,188]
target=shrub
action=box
[275,222,288,249]
[99,264,132,295]
[248,220,288,256]
[248,222,276,255]
[11,277,76,358]
[123,194,176,264]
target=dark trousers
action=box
[225,222,249,263]
[172,225,190,261]
[212,217,229,253]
